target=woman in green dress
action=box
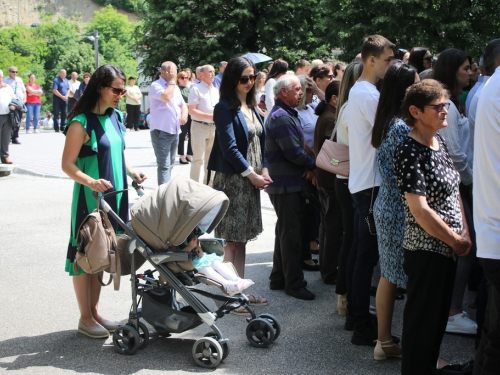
[62,64,146,339]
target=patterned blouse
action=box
[394,134,462,259]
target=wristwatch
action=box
[168,81,176,86]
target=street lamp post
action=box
[87,30,100,69]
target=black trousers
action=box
[474,258,500,375]
[335,177,354,295]
[401,250,456,375]
[126,104,141,130]
[346,187,379,326]
[10,109,21,141]
[269,191,308,290]
[318,187,343,283]
[53,98,67,132]
[178,116,193,156]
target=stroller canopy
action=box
[130,176,229,250]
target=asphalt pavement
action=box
[0,128,477,374]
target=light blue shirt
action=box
[465,75,484,115]
[148,76,184,134]
[213,73,223,89]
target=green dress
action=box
[64,109,128,275]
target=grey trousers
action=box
[150,129,178,186]
[0,114,12,158]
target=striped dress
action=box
[64,109,128,275]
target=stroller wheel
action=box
[246,318,275,348]
[258,314,281,341]
[204,332,230,360]
[192,337,223,368]
[113,326,141,355]
[127,321,150,349]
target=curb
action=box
[12,167,70,180]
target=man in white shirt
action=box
[4,66,26,145]
[67,72,80,112]
[473,38,500,375]
[188,65,219,184]
[345,35,394,346]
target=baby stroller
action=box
[97,176,280,368]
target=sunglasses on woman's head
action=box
[107,86,127,96]
[239,75,257,84]
[426,102,450,112]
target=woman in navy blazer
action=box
[208,56,272,313]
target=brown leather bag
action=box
[315,123,350,177]
[74,208,121,290]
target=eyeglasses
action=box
[179,76,189,80]
[107,86,127,96]
[10,71,18,73]
[321,74,334,80]
[426,102,450,112]
[239,75,257,84]
[423,55,433,61]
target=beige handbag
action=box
[74,206,121,290]
[315,123,349,177]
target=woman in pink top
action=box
[25,73,43,133]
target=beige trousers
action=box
[190,120,215,184]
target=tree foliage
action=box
[92,0,145,13]
[138,0,329,81]
[323,0,500,61]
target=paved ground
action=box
[0,129,477,374]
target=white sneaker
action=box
[27,129,33,134]
[445,311,477,335]
[34,129,40,134]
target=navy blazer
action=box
[208,98,268,175]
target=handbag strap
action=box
[369,171,377,212]
[329,121,339,142]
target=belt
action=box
[192,120,215,126]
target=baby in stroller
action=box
[178,227,254,296]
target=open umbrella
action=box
[242,52,273,64]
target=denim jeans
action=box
[150,129,178,185]
[346,187,379,326]
[26,103,41,130]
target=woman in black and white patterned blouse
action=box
[394,79,472,375]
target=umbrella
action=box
[242,52,273,64]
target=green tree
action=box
[323,0,500,61]
[138,0,329,80]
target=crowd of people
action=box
[50,32,500,375]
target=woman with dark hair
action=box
[371,61,419,360]
[309,64,334,106]
[433,48,477,335]
[409,47,433,74]
[264,59,288,119]
[176,70,193,164]
[394,79,471,374]
[208,56,273,314]
[314,80,343,283]
[333,61,363,317]
[334,63,346,81]
[62,64,147,339]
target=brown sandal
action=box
[246,293,268,306]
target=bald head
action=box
[160,61,177,82]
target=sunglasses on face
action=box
[426,102,450,112]
[423,55,433,61]
[10,71,18,73]
[239,75,256,84]
[179,76,189,79]
[321,74,334,80]
[107,86,127,96]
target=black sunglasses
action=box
[239,75,256,84]
[423,55,433,61]
[107,86,127,96]
[10,71,18,73]
[426,102,450,112]
[321,74,334,80]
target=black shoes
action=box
[11,138,21,144]
[351,322,378,346]
[270,279,307,291]
[301,261,320,271]
[285,287,315,300]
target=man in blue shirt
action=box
[213,61,227,89]
[52,69,69,132]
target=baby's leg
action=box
[211,260,239,281]
[197,266,230,286]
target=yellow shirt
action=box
[125,85,142,105]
